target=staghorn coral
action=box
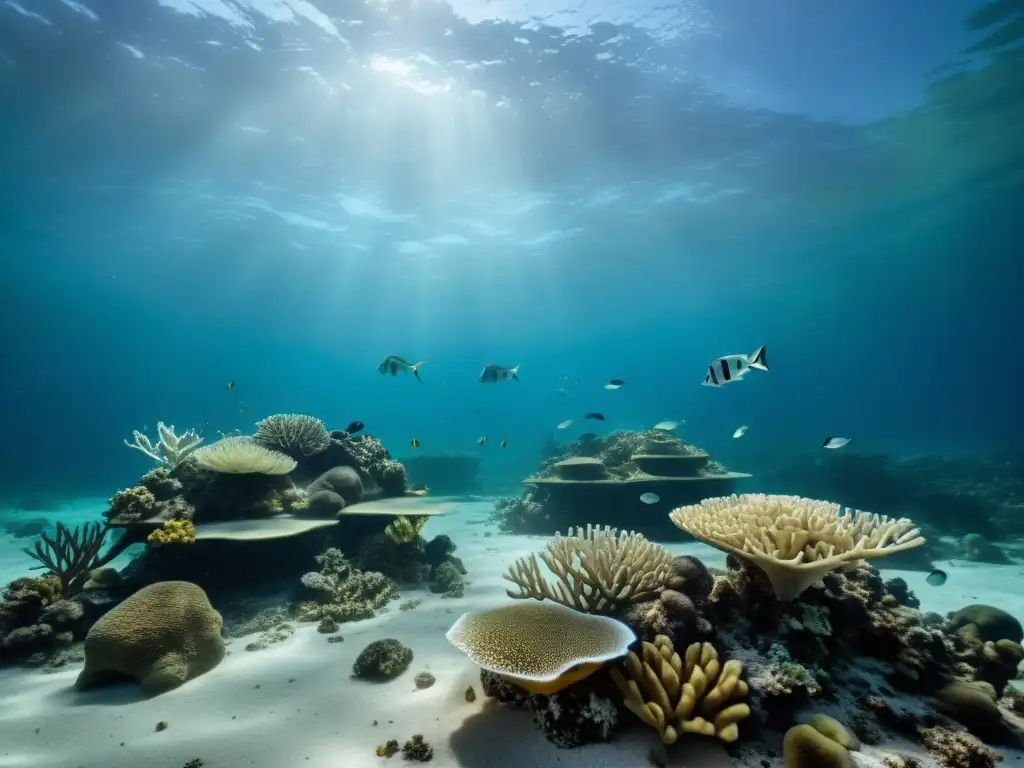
[124,422,203,468]
[670,494,925,601]
[192,437,297,475]
[253,413,332,457]
[295,548,398,623]
[446,602,635,695]
[504,525,674,615]
[610,636,750,744]
[76,581,224,697]
[147,520,196,545]
[385,515,428,545]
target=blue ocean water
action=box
[0,0,1021,501]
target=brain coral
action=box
[75,581,225,697]
[445,602,635,694]
[670,494,924,601]
[253,413,332,458]
[192,437,297,475]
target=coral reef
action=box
[491,428,747,535]
[147,519,197,545]
[295,548,398,623]
[124,422,202,468]
[430,561,465,597]
[253,414,332,458]
[76,581,225,697]
[401,735,433,762]
[353,638,413,680]
[193,437,297,475]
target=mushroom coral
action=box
[610,636,750,744]
[669,494,924,601]
[503,524,674,615]
[445,601,635,694]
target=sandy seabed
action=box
[2,498,1024,768]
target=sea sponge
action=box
[75,581,225,697]
[669,494,924,601]
[253,413,331,457]
[783,723,854,768]
[385,515,428,545]
[445,602,635,695]
[192,437,297,475]
[146,519,197,545]
[504,524,674,614]
[610,636,750,744]
[353,638,413,680]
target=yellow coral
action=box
[385,515,428,544]
[291,498,310,511]
[264,497,284,513]
[610,636,750,744]
[147,519,197,545]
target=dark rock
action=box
[40,600,85,630]
[307,490,346,518]
[1,624,54,658]
[948,605,1023,644]
[308,466,364,505]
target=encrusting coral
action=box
[146,519,197,545]
[295,548,398,623]
[446,602,635,695]
[504,524,674,614]
[609,636,750,744]
[670,494,925,601]
[75,581,225,697]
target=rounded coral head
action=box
[446,602,635,684]
[670,493,925,601]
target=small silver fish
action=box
[925,569,947,587]
[733,425,748,439]
[604,379,626,390]
[653,420,684,431]
[479,364,520,383]
[378,356,427,383]
[639,492,660,504]
[702,345,768,387]
[557,419,574,429]
[822,437,851,449]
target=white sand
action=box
[1,498,1023,768]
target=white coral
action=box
[124,422,202,468]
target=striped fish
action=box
[702,345,768,387]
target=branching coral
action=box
[124,422,202,468]
[192,437,297,475]
[253,413,331,457]
[670,494,925,601]
[295,548,398,623]
[147,520,197,545]
[385,515,427,545]
[610,636,750,744]
[504,524,674,614]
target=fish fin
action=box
[748,345,768,371]
[410,361,427,383]
[511,364,520,380]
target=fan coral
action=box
[670,494,924,601]
[124,422,203,468]
[192,437,297,475]
[504,524,674,615]
[445,602,635,695]
[610,636,750,744]
[22,522,113,594]
[253,413,331,457]
[147,520,197,545]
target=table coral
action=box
[670,494,924,601]
[610,636,750,744]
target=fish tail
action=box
[511,364,520,381]
[411,361,427,383]
[748,345,768,371]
